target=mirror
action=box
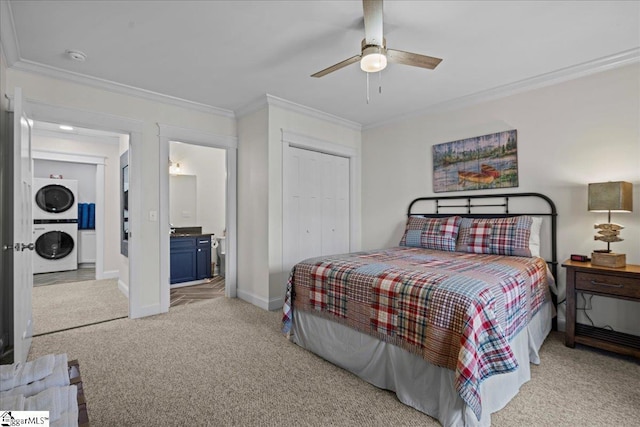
[169,174,197,227]
[120,151,129,256]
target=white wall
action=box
[237,107,270,307]
[361,63,640,335]
[169,142,226,236]
[6,68,236,317]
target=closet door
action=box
[320,154,349,256]
[284,146,350,272]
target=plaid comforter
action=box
[282,247,552,420]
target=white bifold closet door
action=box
[283,146,350,272]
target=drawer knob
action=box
[590,280,623,288]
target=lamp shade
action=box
[588,181,633,212]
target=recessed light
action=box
[59,125,74,131]
[66,50,87,62]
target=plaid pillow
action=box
[467,222,492,254]
[456,216,533,257]
[399,216,461,252]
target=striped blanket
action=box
[282,247,552,420]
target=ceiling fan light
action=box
[360,51,387,73]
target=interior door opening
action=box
[29,120,130,337]
[168,141,227,308]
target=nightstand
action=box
[562,260,640,358]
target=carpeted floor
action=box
[31,279,128,336]
[28,297,640,426]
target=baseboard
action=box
[101,270,119,280]
[268,295,284,311]
[236,289,283,311]
[117,279,129,298]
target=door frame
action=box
[158,123,238,312]
[23,98,144,318]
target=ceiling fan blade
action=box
[387,49,442,70]
[363,0,384,45]
[311,55,361,78]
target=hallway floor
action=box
[34,267,96,287]
[33,267,226,307]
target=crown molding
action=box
[363,48,640,131]
[9,58,236,118]
[236,94,362,132]
[266,94,362,131]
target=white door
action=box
[320,154,350,256]
[283,146,350,272]
[12,88,34,363]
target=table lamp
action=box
[588,181,633,267]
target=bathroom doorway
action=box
[167,142,227,307]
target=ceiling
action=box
[2,1,639,128]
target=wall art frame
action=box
[432,129,519,193]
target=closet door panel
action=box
[321,154,338,256]
[334,155,350,254]
[300,150,322,261]
[284,146,350,271]
[283,149,302,271]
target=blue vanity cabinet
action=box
[170,234,212,285]
[196,236,212,280]
[170,237,197,284]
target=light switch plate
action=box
[149,210,158,221]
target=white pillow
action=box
[529,216,542,258]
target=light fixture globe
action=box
[360,45,387,73]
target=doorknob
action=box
[2,243,18,251]
[21,243,35,251]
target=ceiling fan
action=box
[311,0,442,78]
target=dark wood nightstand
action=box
[562,260,640,358]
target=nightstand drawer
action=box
[575,272,640,298]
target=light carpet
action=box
[32,279,128,335]
[28,297,640,426]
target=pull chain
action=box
[378,70,382,94]
[366,72,370,104]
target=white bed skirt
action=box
[292,301,553,427]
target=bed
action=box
[282,193,558,426]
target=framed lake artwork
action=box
[432,129,519,193]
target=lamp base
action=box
[591,252,626,268]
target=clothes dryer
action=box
[32,221,78,274]
[33,178,78,220]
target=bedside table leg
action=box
[565,270,576,348]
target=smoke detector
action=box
[66,50,87,62]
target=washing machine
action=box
[33,178,78,220]
[32,221,78,274]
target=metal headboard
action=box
[407,192,558,281]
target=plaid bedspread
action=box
[281,247,552,420]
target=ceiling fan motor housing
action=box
[360,38,387,72]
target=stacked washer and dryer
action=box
[32,178,79,274]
